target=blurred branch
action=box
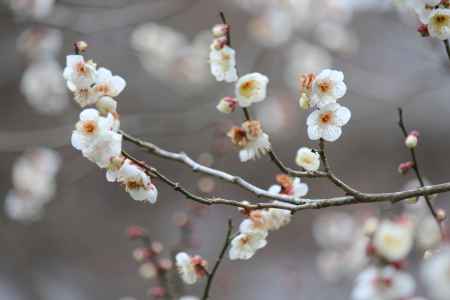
[201,219,233,300]
[444,40,450,62]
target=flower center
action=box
[96,83,110,95]
[127,180,143,190]
[239,235,251,246]
[382,234,401,249]
[318,80,331,94]
[82,121,97,134]
[320,112,333,124]
[76,62,89,76]
[435,14,448,25]
[240,80,257,98]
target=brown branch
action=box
[121,148,450,214]
[201,219,233,300]
[120,131,321,205]
[444,40,450,62]
[397,108,445,234]
[318,139,364,197]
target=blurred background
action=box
[1,0,450,299]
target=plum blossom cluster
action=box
[228,174,299,260]
[352,216,418,300]
[406,0,450,40]
[298,69,351,142]
[208,21,272,162]
[5,148,61,222]
[63,46,157,204]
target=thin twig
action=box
[444,40,450,62]
[397,108,444,235]
[318,139,364,197]
[201,219,233,300]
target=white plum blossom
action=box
[216,96,238,114]
[117,160,158,203]
[6,148,61,222]
[63,55,96,89]
[175,252,198,285]
[229,219,268,260]
[268,175,308,198]
[295,147,321,171]
[373,219,414,262]
[20,59,69,115]
[235,73,269,107]
[352,266,416,300]
[82,131,122,168]
[228,120,271,162]
[415,216,442,250]
[94,67,127,98]
[209,46,238,82]
[69,85,99,107]
[307,103,351,142]
[408,0,442,24]
[310,69,347,108]
[421,247,450,300]
[71,108,115,152]
[266,202,292,230]
[427,9,450,40]
[175,252,207,285]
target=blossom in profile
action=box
[175,252,207,285]
[427,9,450,40]
[216,96,238,114]
[408,0,442,24]
[229,229,268,260]
[94,67,127,98]
[372,219,414,262]
[228,120,271,162]
[352,266,416,300]
[209,46,238,82]
[310,69,347,108]
[421,247,450,300]
[295,147,321,171]
[235,73,269,107]
[82,130,122,168]
[63,55,96,89]
[268,174,308,198]
[117,160,158,203]
[306,103,351,142]
[266,202,292,230]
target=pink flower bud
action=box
[149,287,166,298]
[398,161,414,174]
[211,36,228,50]
[417,23,429,37]
[212,24,229,37]
[127,225,145,239]
[437,209,447,222]
[216,96,237,113]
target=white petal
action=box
[306,110,320,126]
[307,125,321,140]
[111,76,126,96]
[322,125,342,142]
[79,108,99,121]
[334,106,351,126]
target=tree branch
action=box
[444,40,450,62]
[201,219,233,300]
[397,108,444,234]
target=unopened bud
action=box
[217,96,237,113]
[436,209,447,222]
[398,161,414,174]
[96,96,117,116]
[158,258,173,271]
[212,24,229,37]
[127,226,145,239]
[75,40,88,53]
[211,36,228,50]
[417,23,429,37]
[298,93,311,110]
[405,130,419,149]
[149,287,166,298]
[139,262,157,279]
[152,241,164,254]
